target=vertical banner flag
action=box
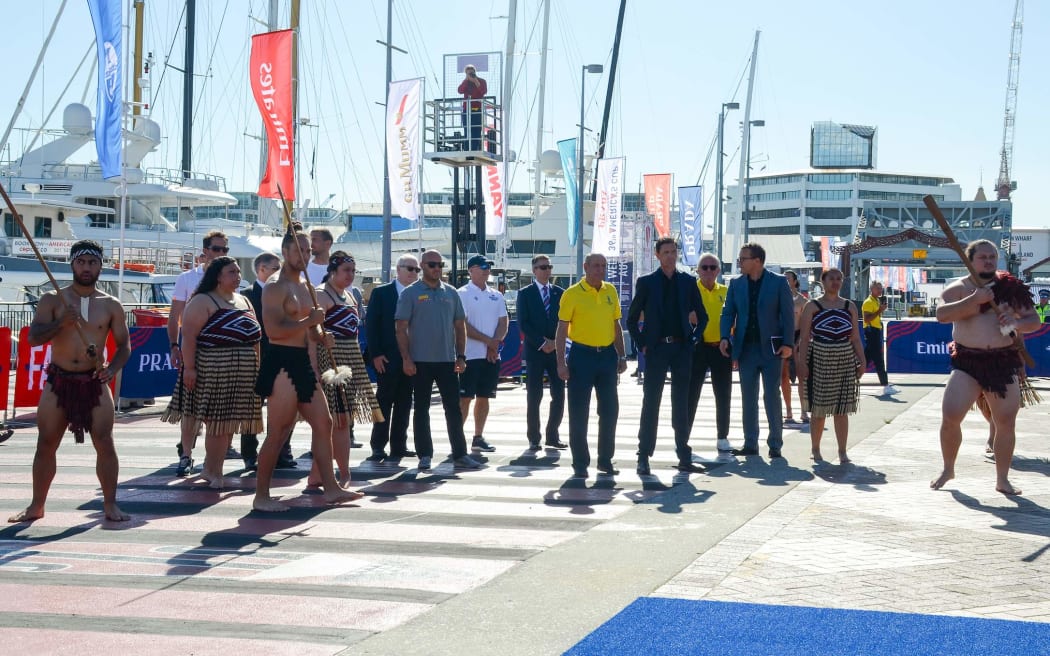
[820,236,832,270]
[592,157,625,257]
[644,173,672,238]
[387,78,423,221]
[558,138,579,247]
[250,30,295,199]
[678,185,703,266]
[87,0,123,179]
[0,327,10,411]
[482,162,506,236]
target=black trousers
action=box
[370,365,414,457]
[567,346,618,470]
[687,343,733,441]
[412,361,468,459]
[864,327,888,386]
[525,350,565,444]
[637,342,693,464]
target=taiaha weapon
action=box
[923,194,1040,405]
[275,184,352,386]
[0,179,100,367]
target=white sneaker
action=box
[716,438,732,452]
[883,384,901,395]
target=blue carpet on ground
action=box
[565,598,1050,655]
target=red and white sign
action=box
[14,327,116,410]
[482,162,506,236]
[250,29,295,200]
[643,173,672,238]
[386,77,422,221]
[592,157,625,256]
[0,328,10,411]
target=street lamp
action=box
[715,102,740,267]
[577,63,604,282]
[742,118,765,244]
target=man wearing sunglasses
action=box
[395,250,481,470]
[687,253,733,453]
[166,230,230,476]
[516,255,567,451]
[458,255,508,454]
[365,253,421,463]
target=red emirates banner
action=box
[643,173,672,238]
[0,328,10,411]
[14,327,116,410]
[250,29,295,200]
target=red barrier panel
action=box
[0,327,10,411]
[14,327,116,410]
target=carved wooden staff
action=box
[275,184,352,385]
[0,180,100,366]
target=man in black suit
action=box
[516,254,568,451]
[240,252,297,470]
[365,253,420,462]
[627,236,706,475]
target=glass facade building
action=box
[810,121,876,169]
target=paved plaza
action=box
[0,372,1048,654]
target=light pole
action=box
[742,118,764,244]
[577,63,604,282]
[715,102,740,267]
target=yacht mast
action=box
[531,0,551,221]
[499,0,517,264]
[181,0,195,178]
[380,0,394,281]
[290,0,300,216]
[733,30,760,252]
[592,0,626,197]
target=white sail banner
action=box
[481,162,506,236]
[591,157,625,256]
[386,78,423,221]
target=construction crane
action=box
[996,0,1023,200]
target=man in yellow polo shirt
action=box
[556,253,628,479]
[862,281,899,396]
[687,252,733,452]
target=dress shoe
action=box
[636,460,651,476]
[242,456,258,472]
[225,446,241,460]
[571,468,588,479]
[275,456,298,469]
[732,447,759,456]
[597,461,620,476]
[769,448,783,458]
[528,441,542,452]
[545,439,569,449]
[350,439,363,448]
[418,456,432,471]
[365,451,387,462]
[677,462,706,473]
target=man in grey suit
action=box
[719,242,795,458]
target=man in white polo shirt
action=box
[458,255,508,453]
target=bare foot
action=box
[323,488,364,505]
[202,471,225,490]
[996,482,1022,496]
[8,506,44,523]
[305,479,323,489]
[103,502,130,522]
[253,496,290,512]
[839,452,852,465]
[811,450,823,462]
[338,473,353,489]
[930,470,954,490]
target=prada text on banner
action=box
[87,0,123,179]
[386,78,423,221]
[643,173,672,238]
[482,162,506,236]
[592,157,625,257]
[250,30,295,199]
[678,185,703,266]
[558,138,579,247]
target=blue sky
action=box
[2,0,1046,227]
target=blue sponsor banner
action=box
[499,320,524,378]
[678,186,703,266]
[119,327,178,398]
[87,0,123,179]
[558,138,579,247]
[885,320,1050,376]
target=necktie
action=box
[541,285,550,315]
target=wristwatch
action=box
[618,356,627,362]
[456,354,466,361]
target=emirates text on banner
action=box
[250,30,295,200]
[386,78,423,221]
[86,0,123,180]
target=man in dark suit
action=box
[365,253,420,463]
[516,254,568,451]
[627,237,706,475]
[240,252,297,470]
[719,242,795,458]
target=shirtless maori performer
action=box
[931,239,1040,495]
[252,225,362,512]
[9,240,131,523]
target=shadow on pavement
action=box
[811,463,888,491]
[949,489,1050,560]
[704,454,814,487]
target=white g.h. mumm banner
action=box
[386,78,423,221]
[591,157,625,256]
[482,162,506,236]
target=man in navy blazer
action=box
[627,237,706,475]
[719,242,795,458]
[516,254,568,450]
[365,253,420,462]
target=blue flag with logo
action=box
[558,138,579,247]
[87,0,123,179]
[678,185,703,266]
